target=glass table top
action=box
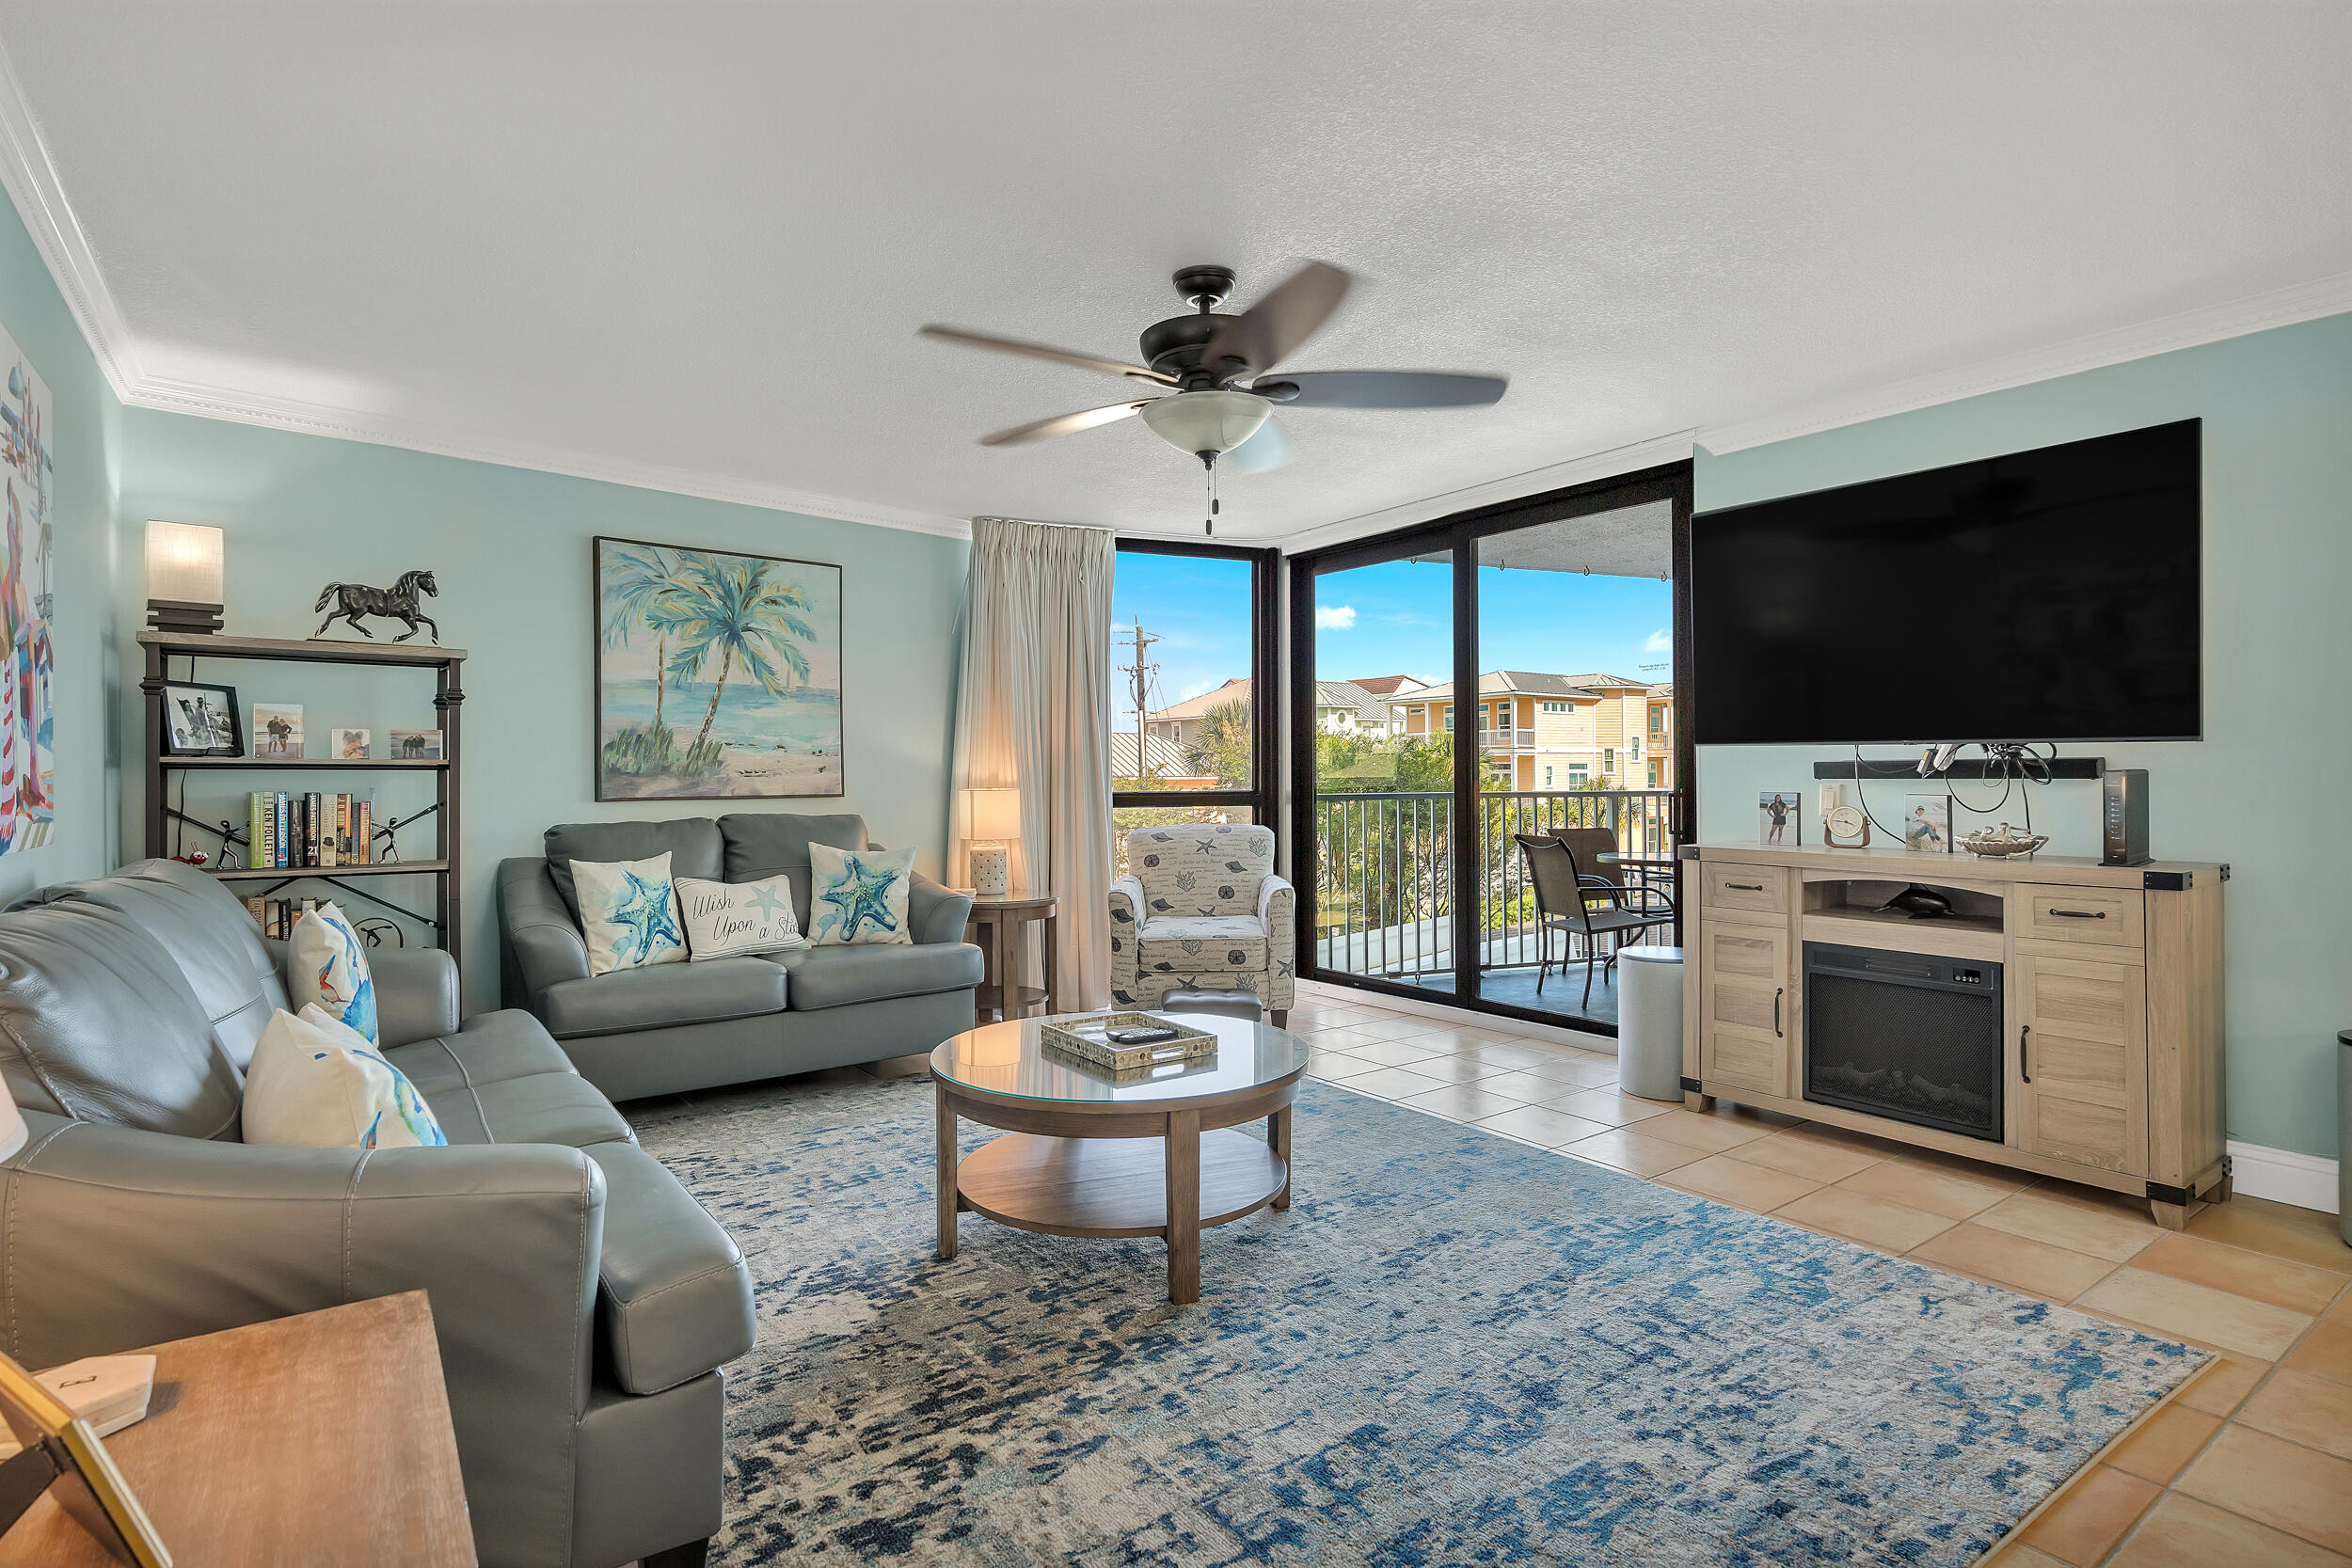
[930,1013,1309,1105]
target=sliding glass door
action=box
[1290,463,1693,1035]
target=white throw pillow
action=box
[283,901,378,1044]
[675,874,805,960]
[244,1005,448,1150]
[806,844,916,946]
[572,852,689,976]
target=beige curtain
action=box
[949,517,1115,1007]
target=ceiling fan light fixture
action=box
[1137,389,1270,458]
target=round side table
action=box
[961,890,1058,1022]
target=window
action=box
[1647,762,1660,787]
[1569,763,1588,784]
[1496,705,1512,731]
[1544,765,1554,786]
[1540,700,1570,713]
[1630,736,1641,761]
[1111,541,1275,876]
[1603,746,1615,773]
[1443,707,1454,732]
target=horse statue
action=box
[313,570,440,643]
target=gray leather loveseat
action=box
[0,860,753,1568]
[500,814,982,1102]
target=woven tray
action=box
[1039,1011,1218,1073]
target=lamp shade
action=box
[1138,390,1270,458]
[965,787,1022,842]
[145,521,224,606]
[0,1073,24,1163]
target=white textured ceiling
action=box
[4,1,2349,540]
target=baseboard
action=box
[2226,1140,2341,1216]
[1295,977,1619,1055]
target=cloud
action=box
[1179,678,1222,700]
[1315,604,1358,631]
[1644,627,1673,653]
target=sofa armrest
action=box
[371,946,461,1047]
[0,1110,602,1568]
[500,857,591,1011]
[1257,872,1296,1010]
[581,1143,754,1395]
[1107,876,1145,1007]
[908,870,973,947]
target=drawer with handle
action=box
[1700,863,1788,921]
[2015,883,2145,951]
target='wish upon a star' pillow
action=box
[675,874,805,960]
[572,852,689,976]
[806,844,915,946]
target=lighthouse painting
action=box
[0,326,53,856]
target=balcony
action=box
[1311,787,1677,1030]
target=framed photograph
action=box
[251,704,304,758]
[1903,792,1952,853]
[160,681,241,756]
[1757,790,1799,846]
[594,535,844,800]
[389,728,443,761]
[0,1350,170,1566]
[331,728,372,759]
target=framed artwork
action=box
[593,535,843,800]
[389,729,443,761]
[1903,793,1952,853]
[251,704,304,758]
[1757,790,1799,846]
[161,681,242,756]
[332,727,371,759]
[0,326,55,855]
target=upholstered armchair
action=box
[1107,823,1294,1025]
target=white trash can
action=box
[1617,945,1685,1103]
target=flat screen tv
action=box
[1691,420,2201,745]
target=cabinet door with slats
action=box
[2012,952,2147,1175]
[1699,919,1791,1098]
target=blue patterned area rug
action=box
[632,1076,2203,1566]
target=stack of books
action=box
[242,895,319,939]
[246,790,373,870]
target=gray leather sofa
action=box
[0,859,753,1568]
[500,814,982,1101]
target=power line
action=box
[1120,621,1161,779]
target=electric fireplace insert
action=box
[1803,942,2004,1141]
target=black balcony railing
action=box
[1312,787,1677,988]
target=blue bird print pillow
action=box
[807,843,915,946]
[574,852,690,976]
[243,1004,448,1150]
[284,900,378,1045]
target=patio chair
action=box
[1514,831,1678,1007]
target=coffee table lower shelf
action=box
[957,1130,1286,1237]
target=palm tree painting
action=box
[594,535,843,800]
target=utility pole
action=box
[1121,622,1161,779]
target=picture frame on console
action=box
[1757,791,1799,846]
[592,535,845,802]
[1901,793,1949,852]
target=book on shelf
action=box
[306,792,323,866]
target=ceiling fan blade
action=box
[1200,261,1352,378]
[1225,416,1295,474]
[1254,371,1508,408]
[977,398,1160,447]
[920,325,1176,387]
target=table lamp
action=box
[964,787,1020,897]
[144,521,225,634]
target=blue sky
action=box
[1111,552,1673,731]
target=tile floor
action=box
[1284,990,2352,1568]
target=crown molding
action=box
[1270,431,1699,554]
[0,33,141,399]
[128,372,975,539]
[1695,269,2352,455]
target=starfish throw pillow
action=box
[807,843,916,946]
[573,851,690,976]
[675,874,806,960]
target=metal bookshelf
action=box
[138,631,466,980]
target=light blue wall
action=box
[115,409,969,1007]
[0,186,122,903]
[1693,311,2352,1161]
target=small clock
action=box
[1824,803,1869,847]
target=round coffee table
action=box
[930,1012,1310,1304]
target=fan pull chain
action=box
[1202,451,1219,536]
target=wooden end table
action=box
[0,1291,472,1566]
[930,1012,1309,1304]
[962,890,1057,1022]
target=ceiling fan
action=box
[919,262,1508,533]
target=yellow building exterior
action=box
[1391,672,1674,792]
